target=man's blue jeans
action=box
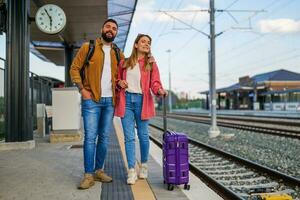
[121,92,149,169]
[81,97,114,174]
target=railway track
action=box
[158,112,300,139]
[149,124,300,200]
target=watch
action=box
[75,83,84,92]
[35,4,66,34]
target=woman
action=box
[115,34,167,185]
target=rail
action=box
[149,124,300,200]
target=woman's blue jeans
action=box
[81,97,114,173]
[121,92,150,169]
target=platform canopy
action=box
[30,0,137,66]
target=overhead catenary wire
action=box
[212,0,299,83]
[158,0,245,90]
[151,0,185,48]
[160,11,210,38]
[217,20,300,79]
[217,51,300,81]
[172,0,242,57]
[135,0,299,92]
[146,1,167,34]
[211,0,298,86]
[217,0,297,58]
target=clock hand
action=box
[44,8,53,27]
[44,9,51,19]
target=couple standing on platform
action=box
[70,18,167,189]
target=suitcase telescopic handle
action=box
[163,96,167,133]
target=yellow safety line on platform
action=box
[113,118,156,200]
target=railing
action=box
[0,57,57,139]
[264,102,300,111]
[29,71,54,129]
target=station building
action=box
[201,69,300,111]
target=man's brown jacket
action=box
[70,38,124,105]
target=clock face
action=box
[35,4,66,34]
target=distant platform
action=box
[173,108,300,119]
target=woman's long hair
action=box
[124,34,152,71]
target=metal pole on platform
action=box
[208,0,220,138]
[5,0,33,142]
[30,72,34,125]
[64,44,74,87]
[208,50,212,115]
[166,49,172,113]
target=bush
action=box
[174,99,205,109]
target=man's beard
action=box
[102,31,115,42]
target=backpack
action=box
[80,40,121,81]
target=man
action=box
[70,19,124,189]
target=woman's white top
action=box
[126,63,142,94]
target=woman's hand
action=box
[158,88,168,97]
[81,88,92,100]
[118,80,128,89]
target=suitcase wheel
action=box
[184,184,190,190]
[167,184,174,191]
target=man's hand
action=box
[81,88,92,100]
[158,88,168,97]
[148,56,156,63]
[118,80,128,89]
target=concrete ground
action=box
[0,118,223,200]
[0,136,101,200]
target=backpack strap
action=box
[84,40,95,66]
[112,43,121,65]
[80,40,95,81]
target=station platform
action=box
[173,108,300,118]
[0,118,222,200]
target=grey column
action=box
[166,49,172,112]
[236,91,240,109]
[206,94,209,110]
[5,0,32,142]
[208,0,220,137]
[233,91,238,109]
[253,88,257,102]
[217,93,221,109]
[253,87,257,110]
[64,45,74,87]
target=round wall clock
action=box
[35,4,66,34]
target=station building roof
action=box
[252,69,300,83]
[30,0,137,66]
[200,69,300,94]
[261,88,300,96]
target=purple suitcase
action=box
[162,98,190,191]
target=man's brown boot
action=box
[94,169,113,183]
[78,173,95,189]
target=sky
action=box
[1,0,300,99]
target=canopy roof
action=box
[30,0,137,65]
